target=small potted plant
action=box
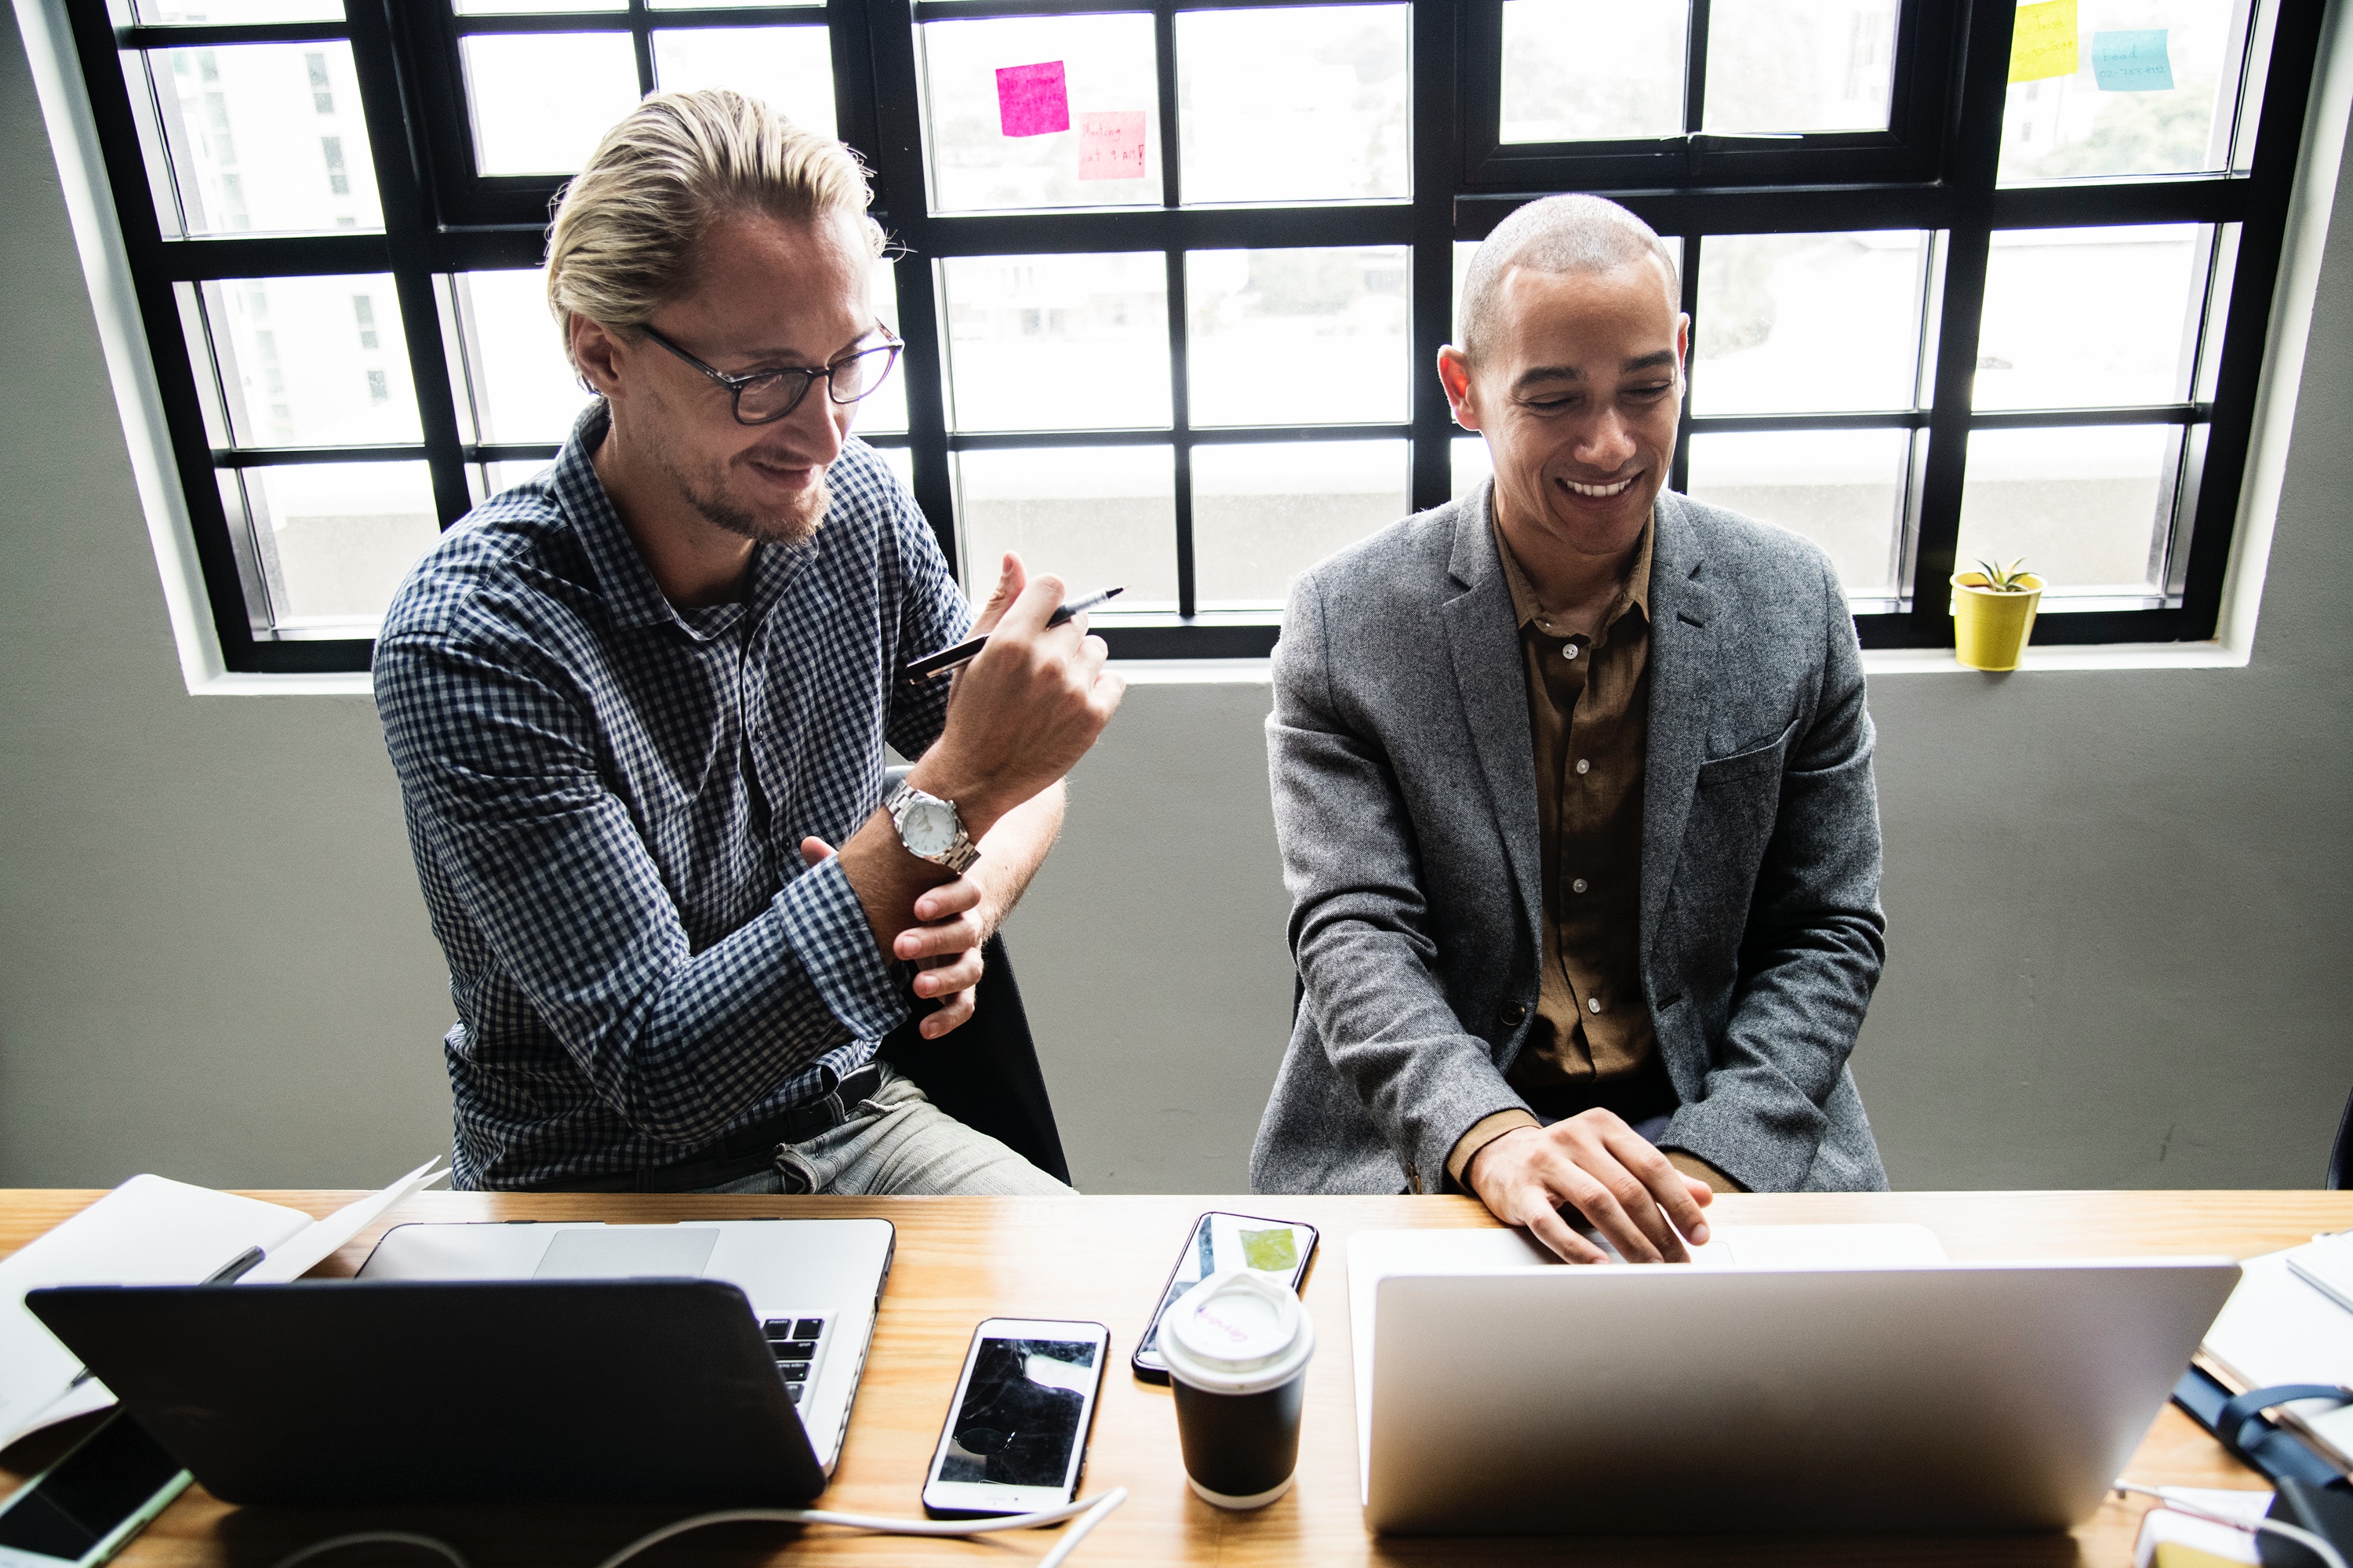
[1950,557,2044,671]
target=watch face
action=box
[901,798,959,856]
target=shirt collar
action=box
[1489,497,1655,641]
[553,401,803,639]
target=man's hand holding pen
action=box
[817,554,1126,1039]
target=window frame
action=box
[58,0,2332,673]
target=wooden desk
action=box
[4,1189,2347,1566]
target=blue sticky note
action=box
[2091,29,2174,92]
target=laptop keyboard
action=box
[761,1316,827,1404]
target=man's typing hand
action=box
[1464,1113,1715,1264]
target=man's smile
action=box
[1558,474,1638,499]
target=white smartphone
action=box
[921,1317,1109,1519]
[0,1416,191,1568]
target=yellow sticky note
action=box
[2010,0,2080,83]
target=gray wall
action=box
[1,3,2346,1194]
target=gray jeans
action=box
[698,1063,1072,1197]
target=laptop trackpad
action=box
[534,1226,722,1279]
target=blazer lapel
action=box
[1441,485,1544,952]
[1641,493,1718,966]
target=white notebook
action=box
[2200,1231,2353,1471]
[0,1159,443,1455]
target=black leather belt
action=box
[537,1063,885,1194]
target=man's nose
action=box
[1573,406,1639,471]
[783,379,849,460]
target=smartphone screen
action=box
[0,1417,190,1568]
[1131,1212,1318,1382]
[922,1319,1108,1518]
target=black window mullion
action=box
[1670,233,1700,495]
[628,0,657,97]
[347,0,471,532]
[1156,2,1195,617]
[1904,0,2014,642]
[64,1,267,672]
[1682,0,1712,144]
[2172,0,2329,632]
[859,0,959,575]
[1408,0,1457,514]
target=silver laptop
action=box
[1348,1227,2239,1535]
[359,1219,893,1471]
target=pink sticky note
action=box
[1077,111,1147,181]
[995,60,1070,137]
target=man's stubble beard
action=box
[660,442,830,548]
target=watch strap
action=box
[885,782,980,874]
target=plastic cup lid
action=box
[1161,1268,1315,1393]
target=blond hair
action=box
[545,89,886,371]
[1458,195,1680,363]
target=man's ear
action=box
[1675,313,1692,388]
[571,315,624,401]
[1437,345,1482,431]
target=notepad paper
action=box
[0,1159,443,1455]
[1344,1224,1951,1501]
[2201,1233,2353,1471]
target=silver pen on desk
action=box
[900,587,1125,683]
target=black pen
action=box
[900,587,1125,684]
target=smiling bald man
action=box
[1250,195,1890,1260]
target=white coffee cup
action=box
[1157,1268,1316,1509]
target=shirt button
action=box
[1571,878,1588,893]
[1575,758,1591,775]
[1500,1002,1528,1026]
[1587,996,1604,1014]
[1562,644,1579,660]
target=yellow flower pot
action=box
[1950,571,2044,671]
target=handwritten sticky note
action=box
[2009,0,2079,83]
[2091,29,2174,91]
[1077,111,1147,181]
[1239,1228,1298,1273]
[995,60,1069,138]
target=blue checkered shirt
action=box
[373,404,969,1189]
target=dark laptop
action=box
[28,1279,827,1505]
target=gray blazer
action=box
[1251,485,1889,1197]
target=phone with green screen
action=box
[1130,1210,1318,1384]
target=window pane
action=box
[473,460,552,504]
[231,461,439,630]
[874,444,915,494]
[1703,0,1899,134]
[1693,231,1929,415]
[1192,439,1407,608]
[146,43,381,235]
[447,269,587,446]
[1956,424,2180,595]
[1176,5,1409,206]
[939,253,1170,431]
[1186,247,1409,427]
[856,259,907,436]
[654,0,820,8]
[954,447,1176,608]
[1975,224,2204,409]
[199,275,420,447]
[1686,428,1910,598]
[1996,0,2245,184]
[916,14,1161,215]
[460,33,641,176]
[136,0,340,20]
[652,26,835,139]
[1453,435,1493,500]
[1500,0,1687,143]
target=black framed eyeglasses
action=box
[637,323,904,426]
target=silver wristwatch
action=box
[884,782,980,874]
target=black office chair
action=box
[870,765,1071,1185]
[878,930,1070,1184]
[2329,1086,2351,1191]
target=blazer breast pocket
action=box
[1694,716,1800,789]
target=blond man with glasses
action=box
[374,90,1123,1193]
